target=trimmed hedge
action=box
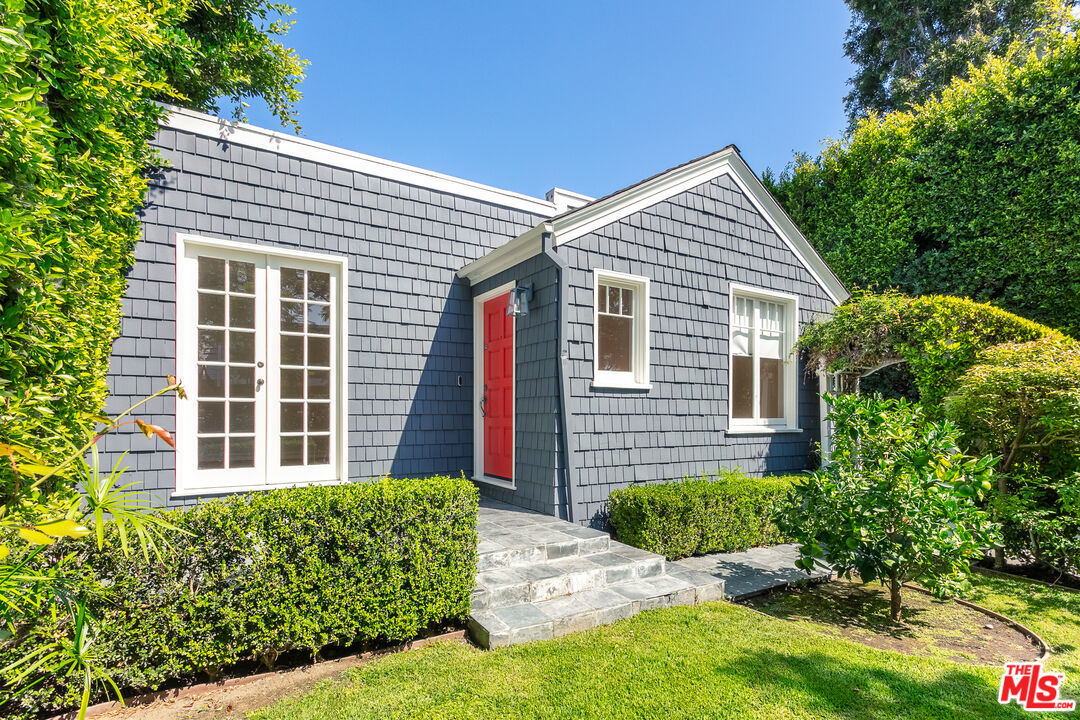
[608,470,798,560]
[1,476,478,717]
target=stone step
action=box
[476,521,611,572]
[471,543,666,611]
[468,568,726,649]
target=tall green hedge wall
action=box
[0,477,479,718]
[0,2,168,482]
[767,32,1080,337]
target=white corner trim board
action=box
[161,105,558,217]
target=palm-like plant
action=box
[0,379,186,719]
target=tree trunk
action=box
[994,472,1008,569]
[889,577,902,623]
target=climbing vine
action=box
[797,291,1066,413]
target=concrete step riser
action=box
[476,535,609,572]
[469,578,726,649]
[472,556,667,611]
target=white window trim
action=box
[727,282,799,432]
[173,233,349,496]
[472,281,517,490]
[592,269,651,390]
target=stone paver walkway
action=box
[672,544,833,600]
[468,498,832,648]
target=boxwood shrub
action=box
[608,470,798,560]
[1,475,478,717]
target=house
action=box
[104,106,848,525]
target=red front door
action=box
[483,294,514,480]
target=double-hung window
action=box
[175,234,347,494]
[593,270,650,389]
[729,285,797,430]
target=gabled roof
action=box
[459,146,850,305]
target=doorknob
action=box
[256,378,265,392]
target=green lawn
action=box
[251,573,1080,720]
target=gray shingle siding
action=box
[108,126,838,519]
[107,126,543,507]
[471,255,562,517]
[555,173,835,525]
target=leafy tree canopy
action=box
[152,0,307,132]
[842,0,1074,125]
[767,29,1080,337]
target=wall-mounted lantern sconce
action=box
[507,282,533,317]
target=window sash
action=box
[593,272,649,388]
[730,292,795,427]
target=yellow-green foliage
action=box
[946,337,1080,466]
[0,1,168,480]
[799,291,1066,412]
[770,31,1080,336]
[0,0,304,500]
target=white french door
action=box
[175,235,345,494]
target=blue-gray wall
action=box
[108,123,837,518]
[105,125,543,507]
[554,173,836,524]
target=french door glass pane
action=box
[198,402,225,434]
[278,265,333,467]
[196,255,258,472]
[308,337,330,367]
[198,437,225,469]
[198,330,225,362]
[230,437,255,468]
[198,293,225,326]
[198,257,225,290]
[229,261,255,293]
[281,436,304,465]
[230,402,255,433]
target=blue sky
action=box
[244,1,855,201]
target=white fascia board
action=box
[456,223,551,284]
[160,105,558,217]
[551,147,850,306]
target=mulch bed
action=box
[742,577,1043,666]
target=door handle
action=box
[480,395,487,417]
[256,378,265,392]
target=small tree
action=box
[778,394,997,621]
[946,338,1080,474]
[946,337,1080,569]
